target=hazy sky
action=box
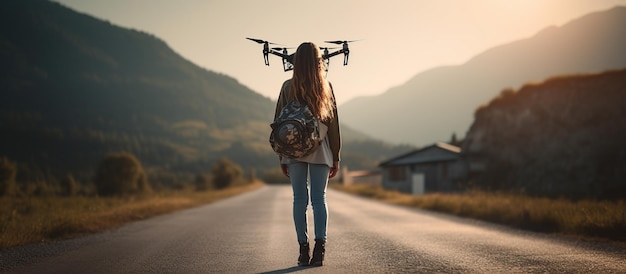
[54,0,626,105]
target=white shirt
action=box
[280,122,334,167]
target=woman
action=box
[274,42,341,267]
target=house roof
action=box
[379,142,461,167]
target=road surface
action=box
[1,185,625,273]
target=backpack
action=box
[270,100,321,159]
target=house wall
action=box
[423,160,466,192]
[382,164,412,193]
[411,163,438,192]
[382,160,467,194]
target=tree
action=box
[0,157,18,196]
[94,152,151,196]
[211,158,243,189]
[450,132,458,146]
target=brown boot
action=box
[297,242,310,266]
[310,239,325,266]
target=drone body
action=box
[246,38,357,72]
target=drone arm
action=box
[267,49,294,72]
[323,49,351,66]
[268,50,289,59]
[323,49,345,60]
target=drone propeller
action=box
[247,37,281,66]
[272,47,293,51]
[246,37,266,44]
[246,37,283,46]
[324,40,359,44]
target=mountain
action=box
[0,0,407,183]
[0,0,277,180]
[340,6,626,146]
[462,69,626,199]
[1,1,275,126]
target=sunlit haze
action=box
[54,0,626,105]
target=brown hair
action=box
[286,42,335,121]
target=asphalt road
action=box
[1,185,625,273]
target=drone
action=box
[246,37,357,72]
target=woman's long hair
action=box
[286,42,335,121]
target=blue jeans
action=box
[288,162,329,244]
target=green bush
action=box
[94,152,151,196]
[0,157,17,196]
[211,158,243,189]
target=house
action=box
[379,143,467,194]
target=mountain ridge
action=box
[340,6,626,146]
[1,0,275,126]
[0,0,410,183]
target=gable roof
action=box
[379,142,461,167]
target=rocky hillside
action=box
[462,69,626,199]
[340,6,626,146]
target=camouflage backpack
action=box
[270,100,321,159]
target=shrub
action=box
[60,173,80,196]
[94,152,151,196]
[194,173,213,191]
[0,157,18,196]
[211,158,243,189]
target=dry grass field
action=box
[331,184,626,243]
[3,182,623,249]
[0,181,263,249]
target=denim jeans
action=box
[287,161,329,244]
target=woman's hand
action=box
[280,164,289,178]
[329,161,339,178]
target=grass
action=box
[4,182,623,249]
[0,181,264,249]
[331,184,626,242]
